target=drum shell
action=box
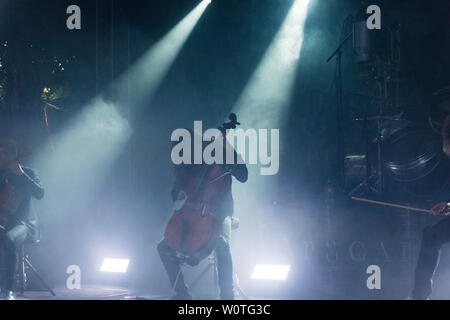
[382,126,443,182]
[381,125,450,198]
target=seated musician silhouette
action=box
[158,124,247,300]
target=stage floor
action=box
[9,285,134,300]
[7,285,252,300]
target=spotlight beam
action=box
[229,0,311,277]
[230,0,310,198]
[232,0,310,129]
[115,0,211,110]
[32,98,132,217]
[32,1,211,218]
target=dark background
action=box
[1,0,450,299]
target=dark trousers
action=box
[3,224,30,292]
[157,236,234,299]
[413,216,450,299]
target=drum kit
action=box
[340,13,450,201]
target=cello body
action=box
[164,164,231,263]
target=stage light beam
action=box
[230,0,310,288]
[32,0,211,219]
[115,0,212,109]
[232,0,310,129]
[32,97,132,217]
[230,0,311,200]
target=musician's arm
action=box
[223,150,248,183]
[20,168,45,200]
[227,163,248,183]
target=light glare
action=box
[100,258,130,273]
[252,264,291,280]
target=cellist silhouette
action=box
[157,114,248,300]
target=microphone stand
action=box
[326,32,353,186]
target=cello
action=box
[164,114,240,265]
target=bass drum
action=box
[381,124,450,198]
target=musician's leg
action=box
[412,216,450,299]
[4,224,29,293]
[215,217,234,300]
[157,240,190,299]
